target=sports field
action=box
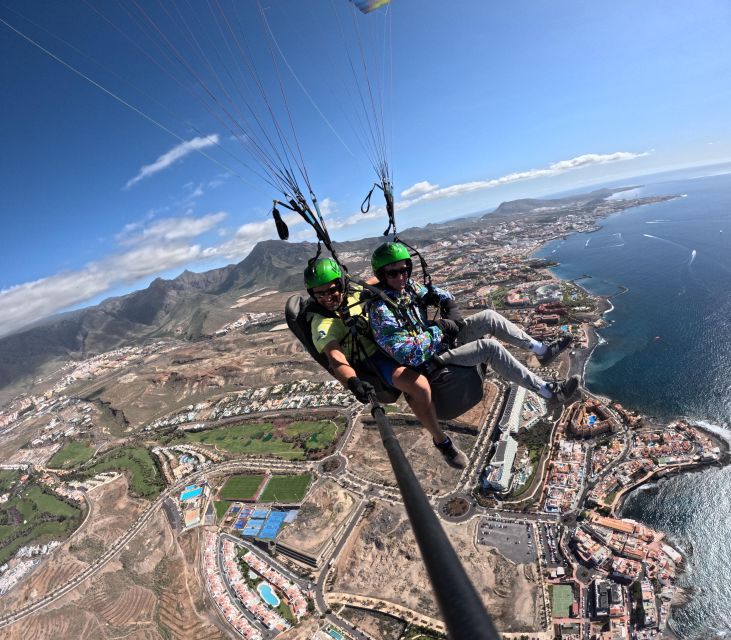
[219,474,266,501]
[214,501,230,519]
[550,584,574,618]
[177,419,342,459]
[48,441,94,469]
[259,474,312,503]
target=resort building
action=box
[639,579,658,628]
[498,384,526,433]
[592,579,611,618]
[481,434,518,493]
[202,533,263,640]
[572,528,611,568]
[505,289,530,306]
[497,383,546,434]
[178,482,211,530]
[535,282,562,303]
[566,399,618,439]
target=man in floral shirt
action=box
[303,257,468,468]
[368,242,580,408]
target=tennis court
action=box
[550,584,574,618]
[259,511,286,540]
[242,519,265,536]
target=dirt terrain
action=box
[454,380,502,429]
[75,320,325,430]
[276,478,358,555]
[0,475,145,613]
[343,418,476,495]
[1,478,224,639]
[276,617,322,639]
[340,606,406,639]
[331,502,543,633]
[0,410,61,462]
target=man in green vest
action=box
[304,257,468,468]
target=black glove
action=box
[435,318,462,340]
[421,354,446,377]
[347,377,375,404]
[420,287,441,307]
[440,298,465,329]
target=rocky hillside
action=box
[0,187,634,391]
[0,240,317,390]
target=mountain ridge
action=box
[0,188,632,391]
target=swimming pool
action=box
[180,486,203,501]
[257,582,280,607]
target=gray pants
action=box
[437,310,545,393]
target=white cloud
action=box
[117,212,227,246]
[547,152,646,171]
[207,174,229,188]
[318,197,337,216]
[335,151,650,229]
[186,183,204,200]
[400,181,438,198]
[0,244,205,339]
[0,150,650,338]
[0,211,228,338]
[125,134,220,189]
[203,212,303,261]
[397,151,650,210]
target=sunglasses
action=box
[383,266,411,278]
[313,283,341,299]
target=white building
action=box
[482,434,518,493]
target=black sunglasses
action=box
[313,283,341,298]
[383,266,411,278]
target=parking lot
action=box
[538,522,565,568]
[476,517,538,564]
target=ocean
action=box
[536,172,731,637]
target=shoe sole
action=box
[440,453,468,469]
[537,339,572,366]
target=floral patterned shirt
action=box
[368,280,453,367]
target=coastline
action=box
[533,201,731,637]
[554,236,731,455]
[612,427,730,637]
[614,437,730,518]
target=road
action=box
[0,456,313,630]
[313,502,371,640]
[215,536,269,636]
[0,485,170,629]
[221,534,309,590]
[0,391,565,636]
[456,381,506,493]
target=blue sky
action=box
[1,0,731,338]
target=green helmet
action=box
[304,257,342,289]
[371,241,411,274]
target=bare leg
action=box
[390,366,446,442]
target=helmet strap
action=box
[394,235,430,287]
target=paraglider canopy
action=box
[350,0,392,14]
